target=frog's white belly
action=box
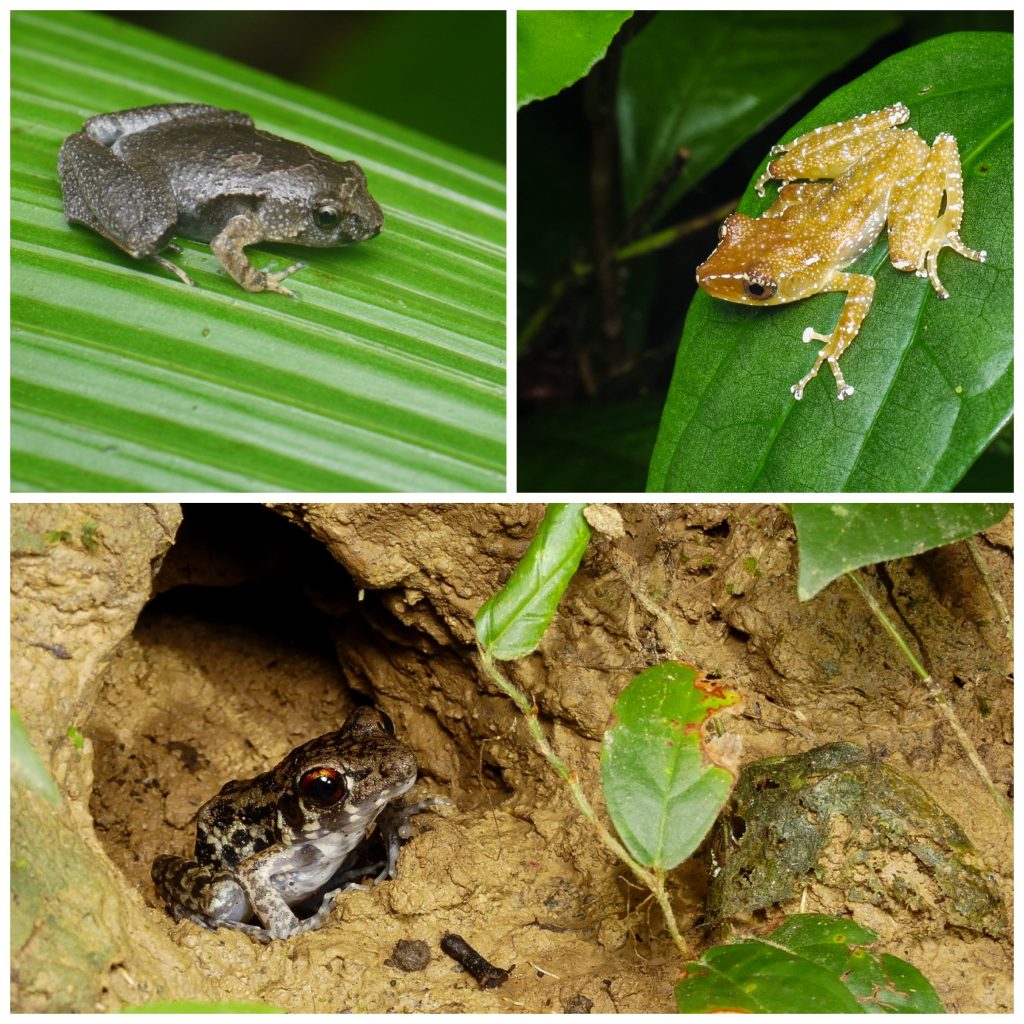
[269,831,366,906]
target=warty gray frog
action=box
[58,103,384,296]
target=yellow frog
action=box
[696,103,987,400]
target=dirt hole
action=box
[85,504,485,909]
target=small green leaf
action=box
[66,724,84,749]
[676,914,945,1013]
[11,711,61,805]
[517,10,632,108]
[475,504,591,660]
[793,502,1009,600]
[600,662,740,869]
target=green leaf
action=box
[792,502,1009,600]
[648,33,1012,492]
[600,662,739,869]
[676,914,945,1013]
[618,11,898,215]
[517,10,633,108]
[12,11,505,492]
[11,711,61,805]
[475,504,591,660]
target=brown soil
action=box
[10,502,1013,1012]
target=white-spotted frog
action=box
[152,707,433,942]
[696,103,987,400]
[59,103,384,296]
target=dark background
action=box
[113,11,505,163]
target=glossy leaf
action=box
[517,10,633,108]
[619,11,898,215]
[475,504,591,661]
[600,662,739,869]
[648,33,1012,492]
[12,11,505,492]
[676,914,945,1013]
[792,502,1009,600]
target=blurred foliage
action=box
[114,11,505,162]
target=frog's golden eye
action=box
[314,206,340,230]
[299,766,347,806]
[743,270,778,300]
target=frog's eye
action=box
[298,766,347,806]
[378,711,396,737]
[743,271,778,300]
[314,206,340,230]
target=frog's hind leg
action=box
[888,132,987,299]
[756,103,910,196]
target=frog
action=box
[151,706,432,942]
[696,103,987,400]
[58,103,384,297]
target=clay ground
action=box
[10,503,1013,1012]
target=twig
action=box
[965,536,1012,644]
[477,645,692,959]
[846,570,1012,822]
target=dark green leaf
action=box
[12,11,505,492]
[792,502,1009,600]
[475,504,591,660]
[517,10,633,108]
[600,662,739,869]
[648,33,1012,492]
[619,11,898,215]
[676,914,945,1013]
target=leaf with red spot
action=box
[600,661,741,870]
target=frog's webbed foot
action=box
[791,327,855,401]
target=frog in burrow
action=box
[58,103,384,296]
[696,103,987,400]
[151,707,437,942]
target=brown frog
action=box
[152,707,431,942]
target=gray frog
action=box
[58,103,384,296]
[152,707,434,942]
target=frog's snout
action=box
[345,196,384,242]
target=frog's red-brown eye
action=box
[315,206,340,230]
[299,766,347,806]
[378,711,396,737]
[743,273,777,300]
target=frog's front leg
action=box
[791,271,876,400]
[210,213,305,296]
[888,132,987,299]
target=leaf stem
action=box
[477,644,692,958]
[846,570,1012,822]
[965,536,1012,644]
